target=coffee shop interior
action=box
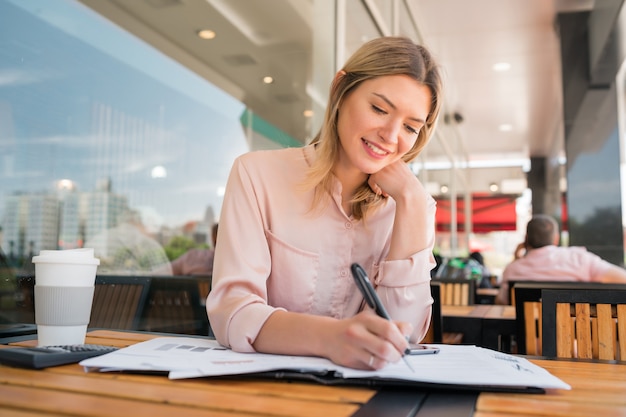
[3,1,626,416]
[2,0,626,349]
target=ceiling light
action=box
[262,76,273,84]
[303,109,313,117]
[197,29,216,40]
[499,124,513,131]
[493,62,511,72]
[489,182,500,193]
[440,184,449,194]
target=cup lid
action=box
[32,248,100,265]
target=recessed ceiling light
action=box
[493,62,511,72]
[263,76,274,84]
[499,124,513,132]
[197,29,216,40]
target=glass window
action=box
[399,0,421,40]
[370,0,394,33]
[0,0,249,278]
[344,0,382,59]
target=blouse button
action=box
[345,222,352,229]
[340,270,348,277]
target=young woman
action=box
[207,36,443,370]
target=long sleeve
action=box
[206,153,278,352]
[207,146,435,351]
[374,196,436,342]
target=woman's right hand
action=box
[321,311,411,370]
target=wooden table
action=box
[1,330,625,416]
[442,305,516,352]
[475,287,500,304]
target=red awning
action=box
[435,193,518,233]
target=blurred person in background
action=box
[85,208,172,275]
[495,214,626,304]
[170,223,218,276]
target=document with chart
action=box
[80,337,570,393]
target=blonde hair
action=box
[304,36,443,220]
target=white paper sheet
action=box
[80,337,570,390]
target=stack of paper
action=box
[80,337,571,392]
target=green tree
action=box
[164,236,206,261]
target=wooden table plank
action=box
[46,365,375,404]
[0,384,246,417]
[441,305,515,319]
[442,305,490,318]
[0,364,369,417]
[441,305,516,351]
[4,330,626,416]
[475,358,626,416]
[484,305,516,319]
[2,410,69,417]
[2,330,373,417]
[476,394,626,417]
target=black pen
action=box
[350,263,415,373]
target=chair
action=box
[541,287,626,361]
[423,281,464,344]
[434,278,475,306]
[140,276,209,336]
[513,283,545,355]
[90,275,151,330]
[192,275,212,305]
[514,281,626,355]
[421,281,443,343]
[0,273,38,341]
[5,274,35,326]
[507,279,573,306]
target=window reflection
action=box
[0,0,249,277]
[345,0,381,55]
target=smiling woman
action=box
[207,36,443,371]
[335,74,431,178]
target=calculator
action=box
[0,344,118,369]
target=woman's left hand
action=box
[368,160,420,200]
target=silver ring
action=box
[368,355,374,367]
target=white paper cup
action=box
[32,249,100,346]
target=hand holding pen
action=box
[350,263,415,373]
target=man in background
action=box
[495,214,626,304]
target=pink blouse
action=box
[206,145,436,352]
